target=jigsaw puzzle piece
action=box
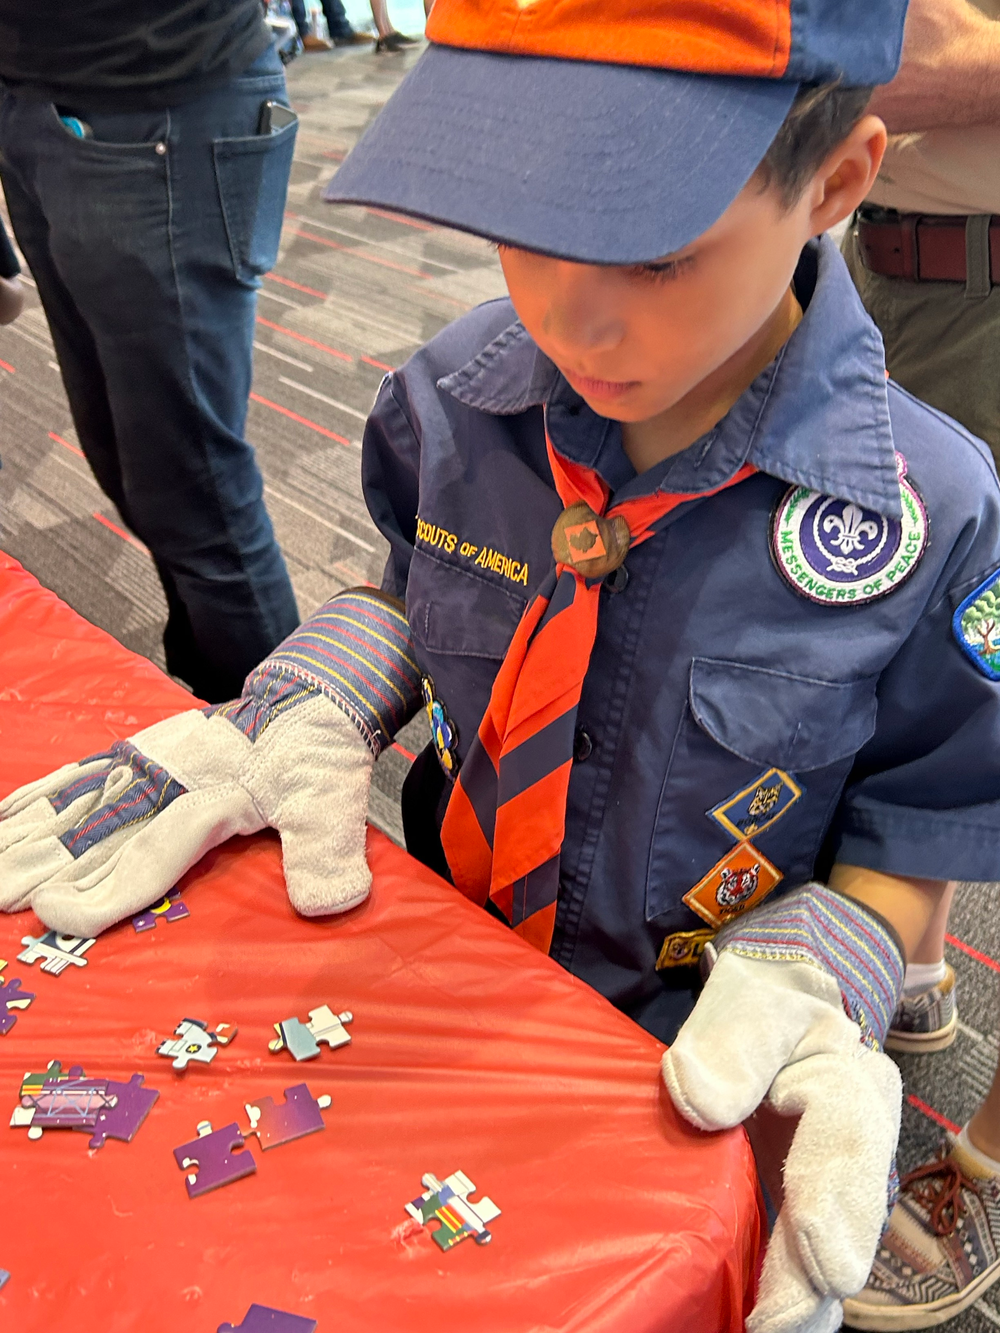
[158,1018,219,1070]
[406,1170,501,1250]
[268,1007,352,1060]
[13,1069,115,1139]
[87,1073,159,1149]
[244,1083,331,1150]
[18,932,94,975]
[132,888,190,932]
[217,1304,316,1332]
[0,976,34,1035]
[174,1121,257,1198]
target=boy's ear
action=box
[806,114,888,238]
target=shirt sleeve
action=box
[0,220,20,280]
[832,556,1000,882]
[361,372,421,601]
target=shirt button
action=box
[573,728,593,762]
[155,142,167,155]
[604,565,629,594]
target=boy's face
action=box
[498,119,884,426]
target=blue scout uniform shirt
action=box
[362,235,1000,1043]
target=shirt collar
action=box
[438,235,902,519]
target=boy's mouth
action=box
[562,369,641,402]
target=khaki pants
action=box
[843,223,1000,465]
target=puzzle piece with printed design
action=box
[174,1120,257,1198]
[87,1073,159,1150]
[132,887,189,933]
[244,1082,332,1151]
[157,1018,237,1070]
[11,1061,113,1139]
[405,1170,501,1251]
[0,964,34,1036]
[17,931,94,975]
[217,1304,317,1332]
[268,1005,352,1061]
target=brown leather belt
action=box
[857,211,1000,288]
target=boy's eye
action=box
[632,256,693,283]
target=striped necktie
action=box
[440,431,756,953]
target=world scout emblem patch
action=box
[422,675,459,776]
[771,453,927,606]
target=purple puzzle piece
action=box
[217,1304,317,1333]
[173,1121,256,1198]
[86,1073,159,1149]
[0,976,34,1035]
[133,888,189,933]
[244,1083,330,1151]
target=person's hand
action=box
[868,0,999,132]
[0,589,420,936]
[661,885,904,1333]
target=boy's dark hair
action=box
[758,83,874,206]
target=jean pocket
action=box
[212,117,297,286]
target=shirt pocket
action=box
[406,551,527,760]
[212,117,297,287]
[644,657,878,926]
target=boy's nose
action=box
[540,266,626,357]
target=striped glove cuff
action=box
[211,589,421,758]
[716,883,905,1050]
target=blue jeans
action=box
[290,0,354,39]
[0,46,301,702]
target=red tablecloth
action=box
[0,551,763,1333]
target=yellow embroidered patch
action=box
[655,928,715,971]
[682,842,783,929]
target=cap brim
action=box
[323,44,798,265]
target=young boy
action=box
[4,3,1000,1331]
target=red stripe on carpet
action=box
[256,316,352,362]
[946,933,1000,974]
[907,1094,960,1135]
[265,272,329,300]
[92,513,148,553]
[50,431,84,458]
[249,392,352,446]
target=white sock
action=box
[903,959,946,996]
[956,1125,1000,1179]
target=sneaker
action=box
[374,31,419,51]
[331,30,372,45]
[843,1143,1000,1330]
[885,963,957,1054]
[302,33,332,50]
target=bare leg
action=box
[424,0,433,14]
[910,879,957,964]
[969,1039,1000,1162]
[369,0,393,37]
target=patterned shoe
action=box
[885,964,957,1053]
[843,1142,1000,1330]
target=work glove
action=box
[661,884,904,1333]
[0,589,420,937]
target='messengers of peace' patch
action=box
[771,453,927,606]
[954,568,1000,680]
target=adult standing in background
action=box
[287,0,370,51]
[0,1,301,702]
[842,6,1000,1323]
[843,0,1000,461]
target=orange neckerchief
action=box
[440,433,756,952]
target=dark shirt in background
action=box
[0,0,272,111]
[0,220,20,280]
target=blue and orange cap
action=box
[324,0,908,264]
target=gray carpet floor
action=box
[1,42,998,1332]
